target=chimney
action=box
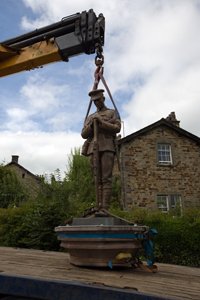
[12,155,19,164]
[166,112,180,127]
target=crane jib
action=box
[0,9,105,77]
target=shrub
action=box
[0,198,69,251]
[0,166,28,208]
[111,208,200,267]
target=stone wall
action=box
[6,164,41,199]
[119,125,200,210]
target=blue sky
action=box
[1,0,200,178]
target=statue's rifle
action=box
[93,118,100,208]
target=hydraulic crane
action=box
[0,9,105,77]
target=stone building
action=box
[6,155,42,199]
[118,113,200,212]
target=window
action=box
[157,195,169,212]
[170,194,181,209]
[157,143,172,164]
[157,194,181,212]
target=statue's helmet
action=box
[88,89,105,101]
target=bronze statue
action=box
[81,89,121,210]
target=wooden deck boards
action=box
[0,247,199,299]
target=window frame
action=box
[156,195,169,212]
[157,194,181,212]
[157,143,173,165]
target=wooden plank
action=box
[0,247,199,299]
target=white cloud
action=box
[0,131,82,177]
[7,107,30,121]
[118,1,200,135]
[20,74,70,112]
[3,74,74,132]
[99,0,200,136]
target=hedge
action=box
[111,208,200,267]
[0,199,68,251]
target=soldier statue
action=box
[81,89,121,210]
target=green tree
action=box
[0,166,28,208]
[36,170,70,215]
[65,148,95,215]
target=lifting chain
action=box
[94,45,121,120]
[84,44,120,122]
[93,44,104,90]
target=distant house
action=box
[118,113,200,212]
[6,155,42,199]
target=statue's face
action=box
[94,97,104,110]
[94,94,105,110]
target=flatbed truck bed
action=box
[0,247,199,299]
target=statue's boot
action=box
[102,187,112,210]
[97,185,103,210]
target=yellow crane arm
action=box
[0,9,105,77]
[0,40,62,76]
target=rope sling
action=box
[84,48,121,122]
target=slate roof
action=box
[118,118,200,146]
[6,161,41,182]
